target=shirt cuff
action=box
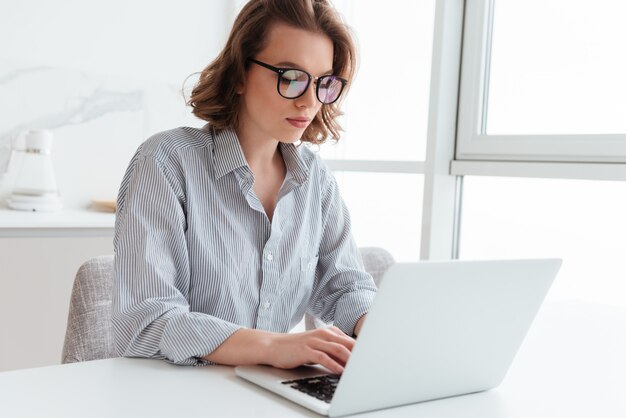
[333,289,376,337]
[160,312,244,364]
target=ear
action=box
[236,80,245,95]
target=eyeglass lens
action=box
[279,70,343,104]
[280,70,310,98]
[318,76,343,104]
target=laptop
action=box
[235,258,561,417]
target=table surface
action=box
[0,207,114,228]
[0,207,115,237]
[1,300,625,418]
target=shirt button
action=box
[263,301,271,309]
[266,252,274,261]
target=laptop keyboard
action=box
[281,374,340,403]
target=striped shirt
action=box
[112,125,377,366]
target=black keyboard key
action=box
[282,374,341,403]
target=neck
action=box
[239,136,280,170]
[235,125,284,174]
[239,139,278,167]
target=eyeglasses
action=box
[248,58,347,104]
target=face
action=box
[237,22,334,144]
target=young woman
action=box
[112,0,377,375]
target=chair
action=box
[61,248,395,364]
[62,255,115,363]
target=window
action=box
[320,0,436,262]
[452,1,626,313]
[321,1,435,162]
[487,0,626,136]
[460,176,626,306]
[456,0,626,164]
[335,172,424,262]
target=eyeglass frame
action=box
[247,58,348,104]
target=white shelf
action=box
[0,207,115,237]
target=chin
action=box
[276,130,304,144]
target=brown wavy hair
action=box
[187,0,357,144]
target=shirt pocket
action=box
[297,254,319,296]
[300,254,318,274]
[279,253,319,298]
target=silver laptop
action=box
[236,258,561,417]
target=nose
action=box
[294,80,318,109]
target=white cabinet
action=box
[0,209,114,372]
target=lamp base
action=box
[7,193,63,212]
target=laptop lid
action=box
[329,258,561,417]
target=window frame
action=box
[455,0,626,167]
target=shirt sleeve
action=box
[112,149,243,366]
[307,169,378,336]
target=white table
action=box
[1,301,625,417]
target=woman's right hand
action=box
[265,326,356,374]
[204,326,356,374]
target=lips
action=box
[286,117,311,129]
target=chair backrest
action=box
[358,247,396,287]
[61,247,395,363]
[62,255,115,363]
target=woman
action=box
[112,0,377,375]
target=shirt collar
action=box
[211,125,310,184]
[212,127,249,179]
[279,142,310,185]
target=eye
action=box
[282,70,308,82]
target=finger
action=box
[312,340,352,366]
[316,328,356,351]
[327,326,349,337]
[326,326,357,343]
[310,349,344,375]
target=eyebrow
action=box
[275,61,334,75]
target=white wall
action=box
[0,0,233,207]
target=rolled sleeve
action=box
[160,312,243,365]
[308,170,377,336]
[113,149,243,365]
[332,288,376,337]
